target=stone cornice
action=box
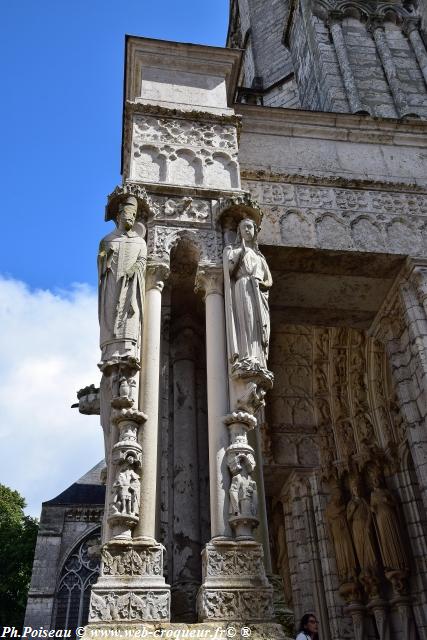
[235,103,427,148]
[240,169,427,194]
[125,100,243,130]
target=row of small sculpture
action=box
[325,464,408,595]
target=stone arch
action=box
[386,217,422,255]
[132,144,167,182]
[315,212,353,250]
[280,208,315,246]
[205,152,239,189]
[350,215,385,251]
[169,148,203,186]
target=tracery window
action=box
[54,530,101,632]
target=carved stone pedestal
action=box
[197,540,274,622]
[88,539,170,623]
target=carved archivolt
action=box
[267,325,407,473]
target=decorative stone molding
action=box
[148,225,223,265]
[243,179,427,256]
[124,109,241,190]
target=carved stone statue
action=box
[223,218,272,374]
[325,483,358,582]
[346,474,378,576]
[98,195,147,362]
[111,455,140,518]
[369,467,408,572]
[229,453,258,518]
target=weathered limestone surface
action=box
[25,4,427,638]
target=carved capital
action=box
[402,17,420,36]
[327,9,344,27]
[195,264,224,299]
[146,261,170,292]
[367,15,385,33]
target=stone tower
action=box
[26,2,427,639]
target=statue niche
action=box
[98,195,147,363]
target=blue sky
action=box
[0,0,229,516]
[1,0,229,290]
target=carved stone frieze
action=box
[243,179,427,256]
[89,589,170,622]
[149,195,211,224]
[128,113,240,190]
[101,544,162,577]
[198,588,274,621]
[147,225,223,265]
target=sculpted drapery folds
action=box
[223,218,272,375]
[346,474,378,576]
[98,195,147,363]
[325,483,358,583]
[369,467,409,572]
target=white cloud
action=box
[0,276,104,518]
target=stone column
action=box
[136,261,170,541]
[327,11,369,115]
[404,19,427,87]
[170,318,201,621]
[88,195,171,626]
[196,217,276,626]
[370,18,416,118]
[195,264,231,540]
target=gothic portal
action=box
[26,1,427,638]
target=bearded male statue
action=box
[98,195,147,363]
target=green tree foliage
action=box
[0,484,38,628]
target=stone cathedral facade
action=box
[25,1,427,639]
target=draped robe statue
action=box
[224,218,272,374]
[369,470,408,572]
[98,196,147,363]
[346,475,378,575]
[325,484,358,582]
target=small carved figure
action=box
[346,474,378,576]
[229,453,258,517]
[111,455,140,517]
[369,466,408,572]
[325,483,358,582]
[223,218,272,373]
[98,195,147,362]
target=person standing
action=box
[296,613,319,639]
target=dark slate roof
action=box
[44,460,106,506]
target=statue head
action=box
[118,195,138,231]
[367,464,382,489]
[349,474,362,498]
[237,217,257,245]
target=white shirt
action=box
[296,634,310,640]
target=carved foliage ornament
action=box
[89,590,169,622]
